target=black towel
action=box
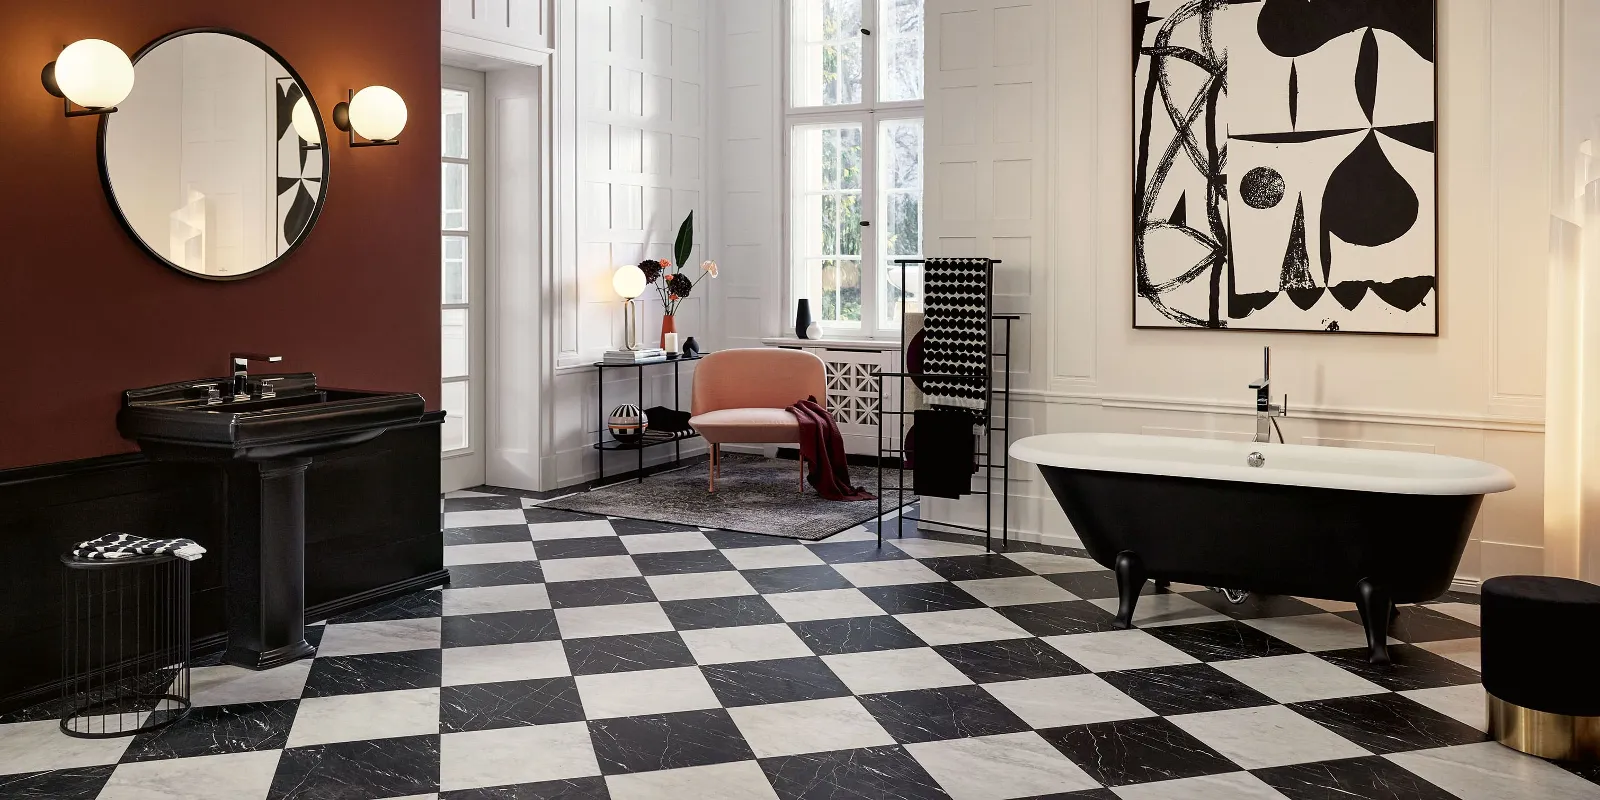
[644,406,693,433]
[71,533,206,561]
[912,409,976,499]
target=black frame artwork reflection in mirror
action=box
[96,27,330,282]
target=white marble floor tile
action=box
[1244,613,1397,652]
[1212,654,1387,704]
[645,571,757,601]
[0,719,132,774]
[286,688,440,747]
[97,750,282,800]
[440,722,601,791]
[1111,771,1291,800]
[575,666,722,719]
[887,538,988,558]
[187,661,312,707]
[679,623,815,665]
[1418,638,1481,670]
[907,732,1101,800]
[1000,551,1102,575]
[541,554,643,583]
[1088,594,1229,628]
[955,576,1078,607]
[556,603,675,639]
[1387,742,1600,800]
[809,526,880,544]
[1168,705,1370,769]
[1043,630,1199,672]
[722,545,826,570]
[316,617,442,657]
[622,531,716,553]
[606,760,780,800]
[525,519,620,541]
[823,648,973,695]
[443,541,538,566]
[445,490,501,499]
[765,588,886,622]
[894,608,1033,646]
[444,509,530,528]
[832,559,947,588]
[727,697,896,758]
[1296,597,1358,613]
[1399,684,1488,731]
[442,583,550,616]
[1428,602,1482,626]
[983,675,1155,728]
[441,641,571,686]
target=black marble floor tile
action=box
[1038,717,1240,787]
[525,506,606,525]
[1179,591,1326,621]
[1562,761,1600,786]
[933,638,1089,683]
[447,561,544,589]
[1144,620,1304,662]
[1317,645,1480,691]
[994,600,1122,637]
[661,595,785,630]
[788,615,927,655]
[441,677,584,732]
[588,708,755,775]
[446,496,525,512]
[920,554,1037,582]
[326,589,444,624]
[269,734,441,799]
[0,766,114,799]
[446,524,538,546]
[563,631,697,675]
[441,776,611,799]
[859,685,1032,744]
[535,536,630,560]
[742,565,853,594]
[806,540,912,564]
[1288,694,1487,754]
[1099,664,1276,716]
[703,529,796,549]
[1044,571,1151,601]
[304,625,326,649]
[630,549,738,576]
[1336,605,1480,644]
[122,700,298,762]
[547,577,657,608]
[608,517,701,535]
[301,649,443,697]
[860,582,986,615]
[701,656,854,707]
[1253,756,1460,800]
[761,745,949,800]
[442,610,562,648]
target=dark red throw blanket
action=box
[787,397,874,501]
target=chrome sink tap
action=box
[1247,346,1287,443]
[230,352,283,401]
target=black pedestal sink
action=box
[119,373,426,669]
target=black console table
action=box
[594,355,701,486]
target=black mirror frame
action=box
[96,27,331,282]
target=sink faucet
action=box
[230,352,282,401]
[1247,346,1287,443]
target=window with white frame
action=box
[789,0,924,338]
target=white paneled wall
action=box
[444,0,549,52]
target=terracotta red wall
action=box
[0,1,441,470]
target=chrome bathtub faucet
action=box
[1247,346,1288,444]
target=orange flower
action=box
[658,258,671,270]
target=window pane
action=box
[443,309,469,379]
[879,118,924,327]
[442,163,468,231]
[793,0,863,107]
[442,380,469,451]
[795,121,866,330]
[879,0,924,102]
[442,89,468,158]
[443,235,468,304]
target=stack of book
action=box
[602,348,667,364]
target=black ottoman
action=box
[1482,575,1600,761]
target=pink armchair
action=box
[689,348,827,492]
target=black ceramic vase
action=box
[681,336,700,357]
[795,299,813,339]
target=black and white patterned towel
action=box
[922,258,992,419]
[71,533,206,562]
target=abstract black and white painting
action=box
[275,77,321,255]
[1133,0,1436,334]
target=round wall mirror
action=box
[99,29,328,280]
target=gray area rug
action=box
[541,453,913,540]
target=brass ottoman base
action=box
[1489,693,1600,761]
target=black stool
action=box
[1482,575,1600,761]
[60,552,192,738]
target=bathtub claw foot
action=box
[1113,551,1145,629]
[1356,578,1393,666]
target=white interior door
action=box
[442,65,488,491]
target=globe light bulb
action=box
[291,96,320,144]
[347,85,407,142]
[52,39,134,109]
[613,264,647,300]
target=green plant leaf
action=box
[674,211,693,268]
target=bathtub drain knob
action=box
[1247,452,1265,468]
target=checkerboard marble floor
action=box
[5,487,1600,799]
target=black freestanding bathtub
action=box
[1011,433,1516,664]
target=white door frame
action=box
[442,66,489,492]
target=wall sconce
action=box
[613,264,648,351]
[291,96,321,149]
[332,86,407,147]
[41,39,134,117]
